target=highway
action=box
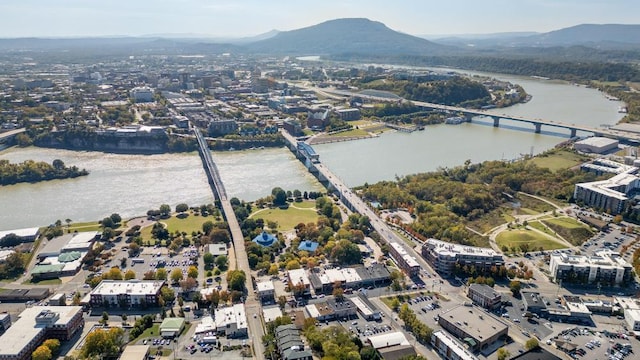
[193,127,265,360]
[307,86,640,142]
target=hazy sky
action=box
[0,0,637,38]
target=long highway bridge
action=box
[313,87,640,142]
[193,127,265,360]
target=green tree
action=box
[156,268,167,280]
[176,203,189,214]
[80,328,124,358]
[215,254,228,270]
[525,338,539,350]
[100,311,109,325]
[170,268,183,283]
[159,204,171,217]
[497,347,511,360]
[226,270,246,292]
[202,220,215,235]
[101,216,114,229]
[509,280,522,296]
[187,266,198,279]
[42,339,60,356]
[160,286,176,303]
[203,252,215,267]
[110,213,122,225]
[272,187,287,206]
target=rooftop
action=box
[367,331,410,349]
[0,306,82,357]
[257,280,275,292]
[159,317,185,331]
[440,305,509,341]
[426,238,502,258]
[119,345,150,360]
[0,227,39,239]
[91,280,165,296]
[253,231,277,247]
[432,330,479,360]
[298,240,319,252]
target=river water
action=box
[0,70,625,230]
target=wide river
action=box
[0,70,625,230]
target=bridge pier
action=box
[492,117,500,127]
[534,123,542,133]
[570,129,577,138]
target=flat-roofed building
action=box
[257,280,275,302]
[574,163,639,214]
[388,242,420,277]
[263,306,283,323]
[0,227,40,243]
[422,239,504,277]
[438,305,508,352]
[521,292,548,315]
[0,306,83,360]
[214,303,247,338]
[367,331,417,359]
[431,330,479,360]
[467,284,501,310]
[351,295,381,321]
[0,313,11,333]
[549,250,633,286]
[119,345,150,360]
[574,137,619,154]
[207,243,228,257]
[159,317,185,338]
[89,280,165,308]
[288,269,311,296]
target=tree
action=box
[81,328,124,358]
[124,269,136,280]
[101,217,115,229]
[278,295,287,310]
[110,213,122,225]
[42,339,60,356]
[215,255,228,270]
[525,338,539,350]
[121,314,128,324]
[333,287,344,300]
[100,311,109,325]
[160,286,176,303]
[187,266,198,279]
[176,203,189,214]
[509,280,522,296]
[192,291,202,304]
[226,270,246,292]
[497,347,511,360]
[32,345,52,360]
[203,252,215,267]
[180,277,197,292]
[170,268,184,283]
[202,221,215,235]
[156,268,168,280]
[104,267,123,280]
[286,260,301,270]
[159,204,171,217]
[272,187,287,206]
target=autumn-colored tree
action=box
[32,345,52,360]
[124,269,136,280]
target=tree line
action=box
[0,158,88,185]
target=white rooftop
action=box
[576,137,619,147]
[367,331,410,349]
[91,280,165,296]
[256,280,275,292]
[262,306,283,323]
[432,330,479,360]
[0,227,39,238]
[0,306,82,357]
[288,268,310,286]
[427,238,500,258]
[214,303,247,331]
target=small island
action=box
[0,158,89,185]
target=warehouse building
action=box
[574,137,619,154]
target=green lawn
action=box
[289,200,316,209]
[496,229,566,251]
[64,221,104,232]
[136,324,160,340]
[542,217,594,246]
[528,221,553,235]
[527,149,588,171]
[249,205,319,231]
[162,213,214,233]
[330,128,370,137]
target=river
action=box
[0,69,625,230]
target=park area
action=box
[526,149,589,172]
[496,228,566,253]
[249,201,319,231]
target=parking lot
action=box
[551,326,636,360]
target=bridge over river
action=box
[193,127,265,360]
[314,87,640,143]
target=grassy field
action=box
[496,229,566,251]
[136,324,160,339]
[528,221,554,235]
[330,128,370,137]
[290,200,316,209]
[467,206,515,234]
[249,204,319,231]
[542,217,594,245]
[65,221,104,232]
[517,195,557,213]
[527,149,589,171]
[162,214,214,233]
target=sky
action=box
[0,0,638,38]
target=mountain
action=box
[526,24,640,47]
[246,18,447,55]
